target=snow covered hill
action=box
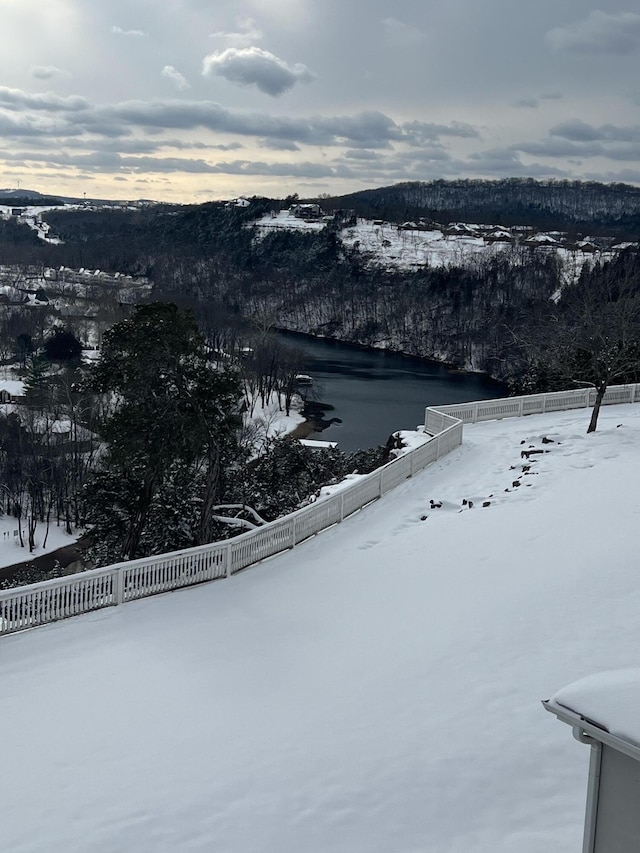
[252,209,626,278]
[2,403,640,851]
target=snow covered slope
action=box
[253,211,619,277]
[2,404,640,852]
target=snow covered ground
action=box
[2,403,640,851]
[0,511,78,570]
[0,203,71,242]
[253,209,328,234]
[243,390,306,453]
[253,212,614,280]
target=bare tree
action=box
[519,253,640,432]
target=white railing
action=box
[2,383,637,637]
[428,383,640,424]
[0,410,463,636]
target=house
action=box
[544,671,640,853]
[225,197,251,209]
[0,380,26,404]
[290,203,323,219]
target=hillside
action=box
[324,178,640,237]
[2,402,639,851]
[2,180,640,381]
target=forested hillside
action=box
[1,178,639,383]
[324,178,640,236]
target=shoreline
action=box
[286,417,319,441]
[275,326,507,386]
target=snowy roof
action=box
[0,379,25,396]
[299,438,338,449]
[547,669,640,752]
[526,233,558,244]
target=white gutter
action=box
[542,699,640,853]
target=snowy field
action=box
[3,403,640,851]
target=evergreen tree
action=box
[85,302,242,561]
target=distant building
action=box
[0,380,26,404]
[225,197,251,209]
[290,203,323,219]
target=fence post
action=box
[518,397,524,416]
[224,542,231,579]
[339,493,344,522]
[473,402,479,423]
[291,518,296,549]
[113,568,123,605]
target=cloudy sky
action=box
[1,0,640,202]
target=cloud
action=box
[161,66,190,91]
[29,65,71,81]
[512,124,640,161]
[513,97,538,109]
[0,86,89,112]
[258,138,300,151]
[550,119,640,143]
[466,148,565,177]
[401,120,480,144]
[0,86,474,153]
[514,138,605,158]
[103,100,405,148]
[209,17,263,47]
[344,149,384,161]
[546,11,640,55]
[0,112,78,139]
[202,47,316,96]
[111,25,148,38]
[381,17,424,44]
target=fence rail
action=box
[0,410,462,636]
[428,383,640,425]
[2,383,637,637]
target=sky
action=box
[3,401,640,851]
[1,0,640,202]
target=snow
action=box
[3,403,640,851]
[244,391,305,444]
[251,214,617,282]
[299,438,338,449]
[0,514,78,570]
[253,209,327,233]
[340,219,487,269]
[550,669,640,748]
[0,379,25,396]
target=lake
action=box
[277,332,507,452]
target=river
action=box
[277,332,507,452]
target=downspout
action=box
[573,726,602,853]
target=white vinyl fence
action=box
[0,409,463,636]
[1,383,637,637]
[428,383,640,425]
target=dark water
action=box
[278,332,507,452]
